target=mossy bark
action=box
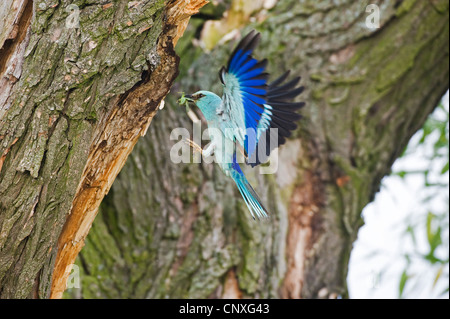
[68,0,449,299]
[0,0,208,298]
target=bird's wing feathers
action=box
[220,30,305,167]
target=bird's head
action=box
[183,90,221,121]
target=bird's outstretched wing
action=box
[219,30,305,167]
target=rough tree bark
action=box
[66,0,449,299]
[0,0,208,299]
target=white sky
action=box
[348,91,449,299]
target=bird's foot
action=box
[183,138,203,154]
[236,143,248,161]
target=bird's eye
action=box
[198,94,205,98]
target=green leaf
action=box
[426,212,435,244]
[432,265,444,289]
[399,270,410,298]
[441,161,449,175]
[395,171,407,178]
[425,212,443,264]
[406,225,416,245]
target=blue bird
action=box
[183,30,305,219]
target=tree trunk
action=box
[0,0,208,299]
[67,0,449,299]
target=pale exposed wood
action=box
[281,171,323,299]
[167,0,209,46]
[0,0,31,121]
[222,269,242,299]
[0,0,27,48]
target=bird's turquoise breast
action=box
[207,124,234,176]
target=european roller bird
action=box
[182,30,305,219]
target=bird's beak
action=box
[178,93,199,106]
[184,94,195,102]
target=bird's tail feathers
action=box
[231,162,269,220]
